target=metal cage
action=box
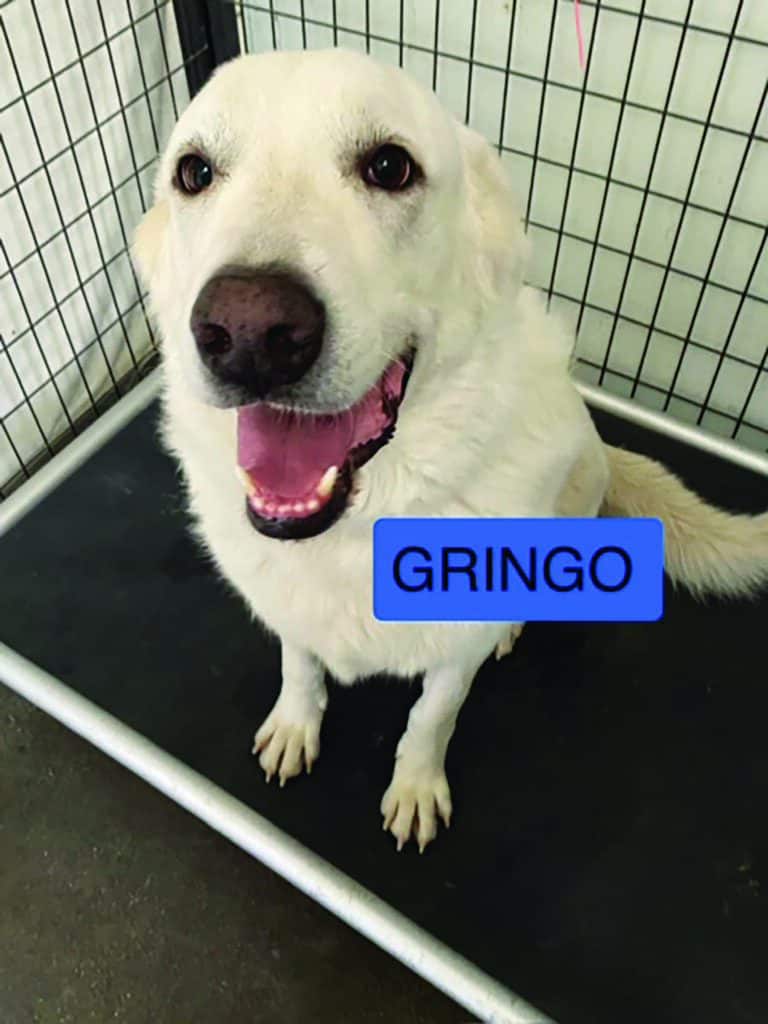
[1,3,767,1023]
[2,0,767,503]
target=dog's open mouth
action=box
[236,351,414,539]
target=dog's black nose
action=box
[190,268,325,397]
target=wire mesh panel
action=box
[232,0,768,453]
[1,1,766,504]
[0,0,195,498]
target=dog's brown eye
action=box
[363,144,414,191]
[176,154,213,195]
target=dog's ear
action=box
[457,124,529,298]
[132,199,170,291]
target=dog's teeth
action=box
[235,466,256,496]
[307,498,320,512]
[316,465,338,498]
[293,502,306,514]
[277,504,291,517]
[250,493,265,510]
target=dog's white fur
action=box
[133,49,768,852]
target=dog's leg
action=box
[381,656,484,853]
[495,622,524,660]
[252,642,327,787]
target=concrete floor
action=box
[0,686,468,1024]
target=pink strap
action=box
[574,0,586,71]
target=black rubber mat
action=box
[2,402,766,1024]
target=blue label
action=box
[373,518,664,622]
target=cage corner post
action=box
[172,0,241,97]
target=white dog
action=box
[133,49,768,852]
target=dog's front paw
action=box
[380,766,452,853]
[252,700,323,787]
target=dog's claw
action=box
[253,702,323,787]
[380,769,452,853]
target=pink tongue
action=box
[237,406,354,498]
[237,362,405,500]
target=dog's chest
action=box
[189,488,389,675]
[164,385,577,681]
[188,481,501,682]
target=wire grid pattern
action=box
[233,0,768,453]
[0,0,192,498]
[1,1,766,503]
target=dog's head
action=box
[133,49,527,539]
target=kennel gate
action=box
[1,3,767,1023]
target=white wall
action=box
[2,0,766,495]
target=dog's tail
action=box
[601,444,768,600]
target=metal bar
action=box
[577,382,768,477]
[432,0,441,91]
[0,371,161,539]
[575,353,767,442]
[497,0,517,153]
[0,644,555,1024]
[172,0,240,97]
[524,0,559,228]
[546,0,602,304]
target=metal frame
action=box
[172,0,240,96]
[0,370,160,538]
[2,367,767,1021]
[3,2,768,1019]
[0,642,552,1024]
[0,369,556,1024]
[3,1,766,505]
[579,382,768,477]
